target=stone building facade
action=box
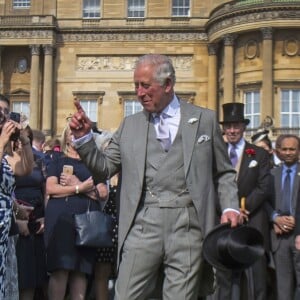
[0,0,300,138]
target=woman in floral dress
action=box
[0,94,34,298]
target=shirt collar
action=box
[229,138,245,151]
[152,95,180,119]
[283,163,297,173]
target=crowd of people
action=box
[0,53,300,300]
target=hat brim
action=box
[203,223,264,271]
[219,119,250,125]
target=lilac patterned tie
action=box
[155,113,171,151]
[230,145,238,167]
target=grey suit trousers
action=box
[114,204,203,300]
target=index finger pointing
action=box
[74,99,84,113]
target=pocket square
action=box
[248,160,258,168]
[188,118,198,124]
[197,135,210,144]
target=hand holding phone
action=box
[63,165,73,175]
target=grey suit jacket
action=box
[76,100,239,262]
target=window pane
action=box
[80,100,98,122]
[281,114,289,127]
[172,0,190,17]
[124,100,143,117]
[13,0,30,8]
[12,101,30,120]
[128,0,145,18]
[244,90,260,129]
[280,89,300,127]
[83,0,100,18]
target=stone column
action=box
[261,27,273,118]
[223,34,235,103]
[29,45,40,129]
[207,43,218,110]
[42,45,54,136]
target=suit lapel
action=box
[181,100,201,176]
[292,163,300,212]
[132,110,150,189]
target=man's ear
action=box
[164,78,173,92]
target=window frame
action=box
[72,91,105,122]
[280,89,300,128]
[13,0,30,9]
[127,0,145,19]
[171,0,190,17]
[82,0,101,19]
[243,90,261,129]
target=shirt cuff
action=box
[72,132,93,149]
[223,208,240,215]
[272,211,280,222]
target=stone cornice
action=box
[207,4,300,42]
[58,31,208,43]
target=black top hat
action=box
[219,103,250,125]
[251,129,269,144]
[203,223,264,271]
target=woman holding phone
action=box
[0,94,34,299]
[45,124,105,300]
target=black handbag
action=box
[74,198,115,248]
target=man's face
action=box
[276,137,300,166]
[133,63,172,113]
[0,100,9,126]
[222,122,246,145]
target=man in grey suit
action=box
[69,54,240,300]
[265,134,300,300]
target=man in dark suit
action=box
[214,103,271,300]
[266,134,300,300]
[69,54,241,300]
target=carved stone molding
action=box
[30,45,41,56]
[72,91,105,104]
[207,8,300,40]
[244,39,259,59]
[0,30,55,39]
[59,32,208,43]
[208,43,218,56]
[43,44,55,56]
[223,34,235,46]
[261,27,273,40]
[77,55,193,72]
[283,37,299,56]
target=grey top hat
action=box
[219,103,250,125]
[203,223,264,271]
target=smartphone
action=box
[63,165,73,175]
[9,112,21,141]
[9,112,21,123]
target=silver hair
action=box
[135,54,176,86]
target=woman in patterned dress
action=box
[0,94,34,298]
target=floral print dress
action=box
[0,156,15,298]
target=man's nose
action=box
[136,85,146,96]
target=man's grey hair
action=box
[135,54,176,86]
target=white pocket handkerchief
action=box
[197,135,210,144]
[248,160,258,168]
[188,118,198,124]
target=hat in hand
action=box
[219,103,250,125]
[203,223,264,271]
[251,129,269,144]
